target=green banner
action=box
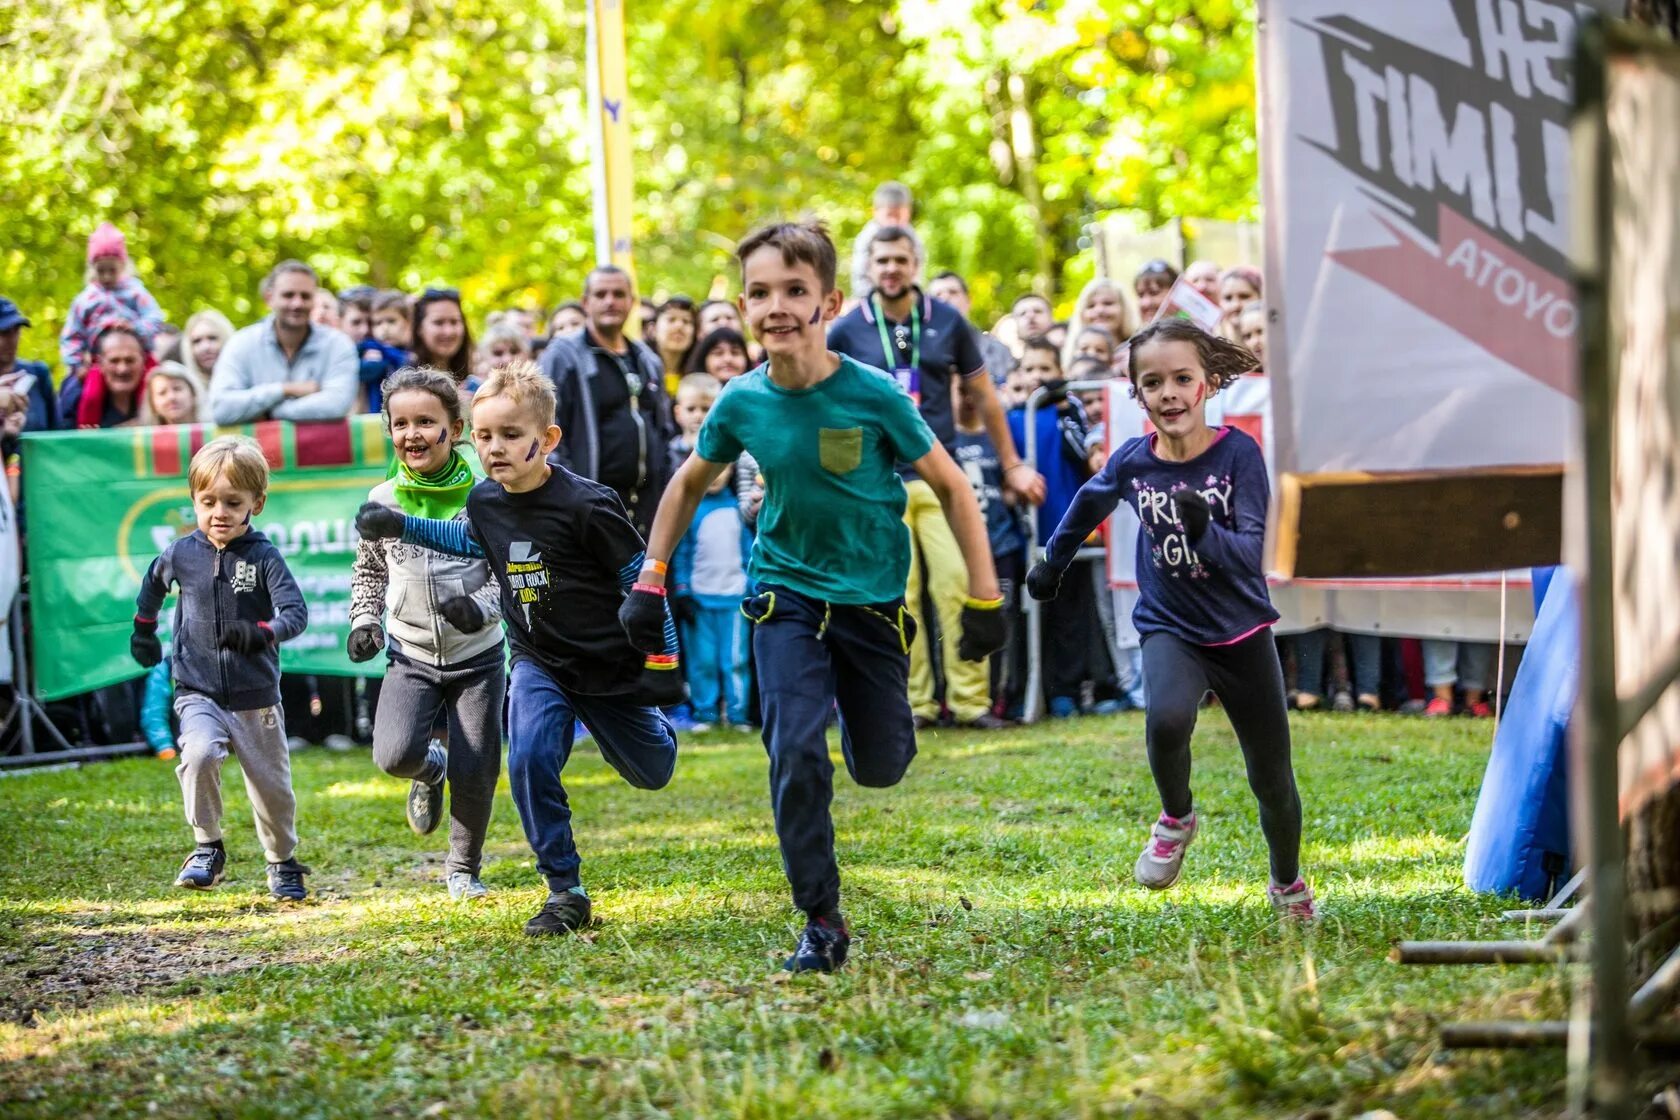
[23,416,396,702]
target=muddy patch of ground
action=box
[1,925,320,1025]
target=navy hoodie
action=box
[135,528,308,710]
[1044,426,1277,645]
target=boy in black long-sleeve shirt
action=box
[131,437,311,899]
[357,360,682,938]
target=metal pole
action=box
[1570,20,1633,1117]
[584,3,609,267]
[11,594,31,756]
[1018,383,1113,725]
[1022,388,1044,724]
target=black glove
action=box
[439,595,489,633]
[1175,488,1211,542]
[355,501,406,541]
[671,594,698,625]
[220,620,273,656]
[131,617,162,668]
[957,597,1007,662]
[619,585,669,653]
[346,623,385,663]
[1025,562,1063,601]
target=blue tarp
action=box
[1463,567,1575,901]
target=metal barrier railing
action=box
[1020,380,1112,725]
[0,591,144,768]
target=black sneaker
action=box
[784,914,850,973]
[266,858,311,901]
[174,844,226,890]
[407,776,445,835]
[524,888,593,936]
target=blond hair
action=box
[188,436,270,497]
[676,372,721,405]
[477,321,532,367]
[472,358,555,426]
[139,361,207,426]
[180,309,235,382]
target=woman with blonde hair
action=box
[180,310,235,384]
[139,360,208,426]
[1062,277,1136,373]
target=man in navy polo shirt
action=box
[830,227,1045,730]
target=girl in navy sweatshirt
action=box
[1026,319,1313,920]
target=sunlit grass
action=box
[0,712,1604,1117]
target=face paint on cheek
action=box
[1192,383,1205,407]
[243,512,251,525]
[525,439,539,462]
[437,427,449,445]
[808,306,821,325]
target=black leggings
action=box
[1141,628,1301,884]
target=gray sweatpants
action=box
[371,646,505,876]
[174,692,297,864]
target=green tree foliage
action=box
[0,0,1255,368]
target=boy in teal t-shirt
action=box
[621,221,1005,973]
[696,352,931,602]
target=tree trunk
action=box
[1620,0,1680,984]
[1003,68,1056,297]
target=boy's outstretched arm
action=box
[912,441,1006,662]
[620,451,732,651]
[131,548,176,667]
[355,502,484,559]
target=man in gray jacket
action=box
[539,266,675,535]
[209,260,358,425]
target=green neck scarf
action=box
[392,448,475,520]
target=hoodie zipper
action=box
[212,543,231,704]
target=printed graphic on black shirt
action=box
[505,541,549,628]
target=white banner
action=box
[1257,0,1609,481]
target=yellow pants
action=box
[903,479,990,723]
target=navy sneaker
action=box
[784,914,850,973]
[524,887,593,936]
[266,858,311,901]
[175,844,226,890]
[1048,696,1078,719]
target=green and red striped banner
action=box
[22,416,396,701]
[128,417,391,480]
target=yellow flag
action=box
[586,0,635,286]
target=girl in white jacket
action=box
[349,367,506,900]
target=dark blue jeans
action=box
[1291,628,1381,698]
[749,585,918,916]
[506,658,678,892]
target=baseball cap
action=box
[0,297,30,331]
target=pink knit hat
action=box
[86,222,128,264]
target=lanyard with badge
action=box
[871,294,921,405]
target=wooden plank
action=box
[1271,466,1564,579]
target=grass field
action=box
[0,712,1601,1118]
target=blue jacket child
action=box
[671,482,753,727]
[130,435,313,901]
